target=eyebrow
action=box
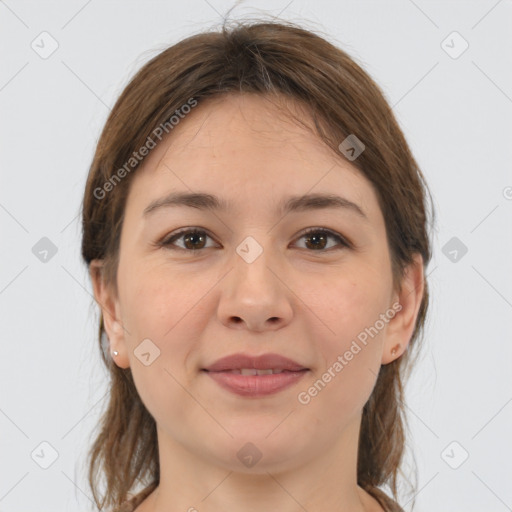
[143,191,368,220]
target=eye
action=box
[159,227,350,253]
[160,228,217,251]
[293,227,350,252]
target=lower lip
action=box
[203,370,308,397]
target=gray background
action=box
[1,1,511,511]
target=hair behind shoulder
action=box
[82,17,433,511]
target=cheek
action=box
[117,261,217,392]
[299,270,389,410]
[308,267,390,345]
[115,264,203,419]
[301,327,383,424]
[119,260,207,337]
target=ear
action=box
[89,259,130,369]
[381,253,425,365]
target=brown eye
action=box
[162,229,216,251]
[294,228,350,251]
[159,227,350,253]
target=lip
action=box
[202,353,308,372]
[203,369,308,397]
[201,352,309,398]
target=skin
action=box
[90,93,424,512]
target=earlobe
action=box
[89,260,129,368]
[381,254,425,365]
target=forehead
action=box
[147,93,332,162]
[126,93,381,222]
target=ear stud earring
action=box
[112,350,119,357]
[391,345,400,356]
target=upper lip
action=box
[202,353,308,372]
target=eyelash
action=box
[158,227,351,253]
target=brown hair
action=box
[81,18,433,512]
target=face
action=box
[93,93,422,473]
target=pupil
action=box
[185,233,204,249]
[307,233,325,249]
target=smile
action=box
[202,369,308,397]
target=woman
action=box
[81,19,433,512]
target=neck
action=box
[142,413,381,512]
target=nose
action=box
[216,241,293,332]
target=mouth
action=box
[201,368,309,397]
[204,368,304,375]
[201,352,310,397]
[202,352,308,372]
